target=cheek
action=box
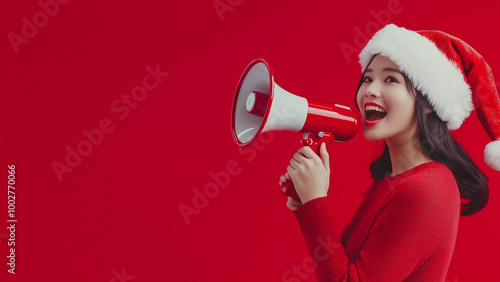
[355,93,363,115]
[387,97,416,124]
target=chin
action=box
[363,129,385,141]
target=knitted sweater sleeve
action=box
[293,175,459,281]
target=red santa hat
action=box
[358,24,500,171]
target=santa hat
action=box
[358,24,500,171]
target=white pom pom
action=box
[485,140,500,171]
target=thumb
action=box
[320,143,330,172]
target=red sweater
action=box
[293,162,460,281]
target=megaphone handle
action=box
[281,131,335,198]
[281,180,299,198]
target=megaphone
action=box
[231,58,360,198]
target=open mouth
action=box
[365,104,387,122]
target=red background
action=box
[1,0,499,281]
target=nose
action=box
[364,83,381,98]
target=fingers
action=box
[289,197,302,206]
[286,197,302,211]
[289,147,319,170]
[283,143,329,187]
[320,143,330,172]
[279,175,288,186]
[293,151,309,162]
[288,148,313,177]
[297,143,330,170]
[289,157,300,169]
[290,150,308,167]
[297,146,317,159]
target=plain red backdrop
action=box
[1,0,499,281]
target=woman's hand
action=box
[280,173,303,211]
[285,143,330,204]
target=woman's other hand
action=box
[286,197,302,211]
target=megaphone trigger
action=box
[300,131,335,150]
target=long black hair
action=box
[355,55,489,216]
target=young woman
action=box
[279,24,500,281]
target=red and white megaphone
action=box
[231,58,360,198]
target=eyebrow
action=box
[365,67,403,74]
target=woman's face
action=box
[356,55,418,143]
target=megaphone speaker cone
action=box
[231,58,274,146]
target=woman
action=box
[279,24,499,281]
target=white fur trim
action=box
[485,140,500,171]
[359,24,473,130]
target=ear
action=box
[425,106,433,114]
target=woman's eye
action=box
[385,76,398,83]
[363,76,372,83]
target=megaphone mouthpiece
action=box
[301,100,360,142]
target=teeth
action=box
[365,105,386,113]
